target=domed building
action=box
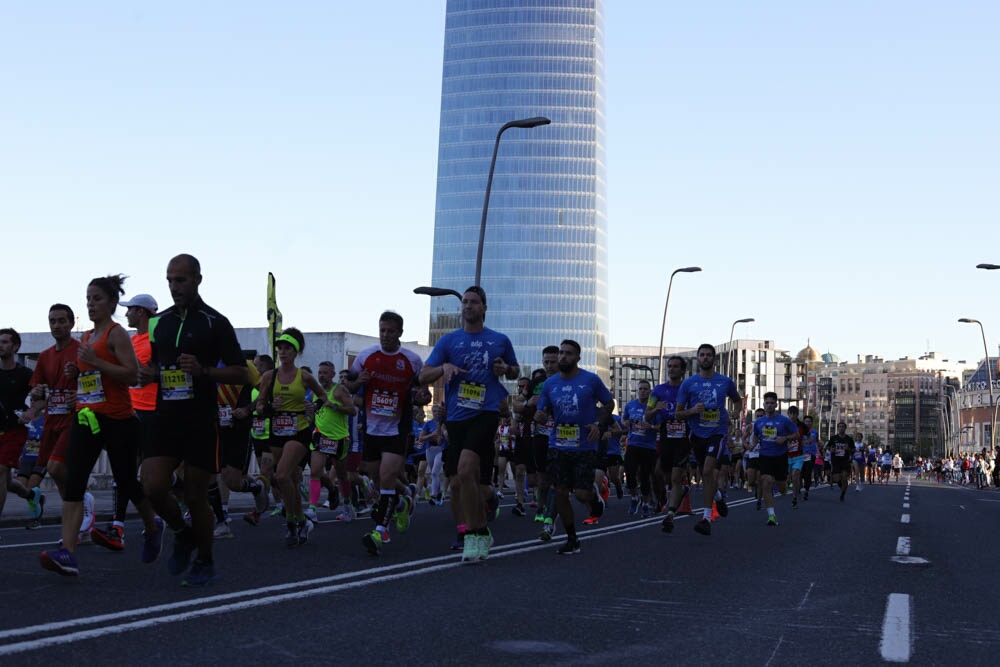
[822,352,840,364]
[795,339,822,364]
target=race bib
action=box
[555,424,580,448]
[370,390,399,418]
[47,389,71,415]
[77,371,106,405]
[701,409,720,424]
[272,412,298,437]
[160,366,194,401]
[457,381,486,410]
[835,444,845,456]
[252,417,267,438]
[315,434,340,454]
[665,421,686,439]
[24,438,41,456]
[218,404,233,427]
[787,440,800,454]
[536,419,554,437]
[762,426,777,439]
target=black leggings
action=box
[624,447,657,497]
[64,414,145,507]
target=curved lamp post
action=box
[959,317,995,453]
[657,267,701,384]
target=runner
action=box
[525,348,560,534]
[309,360,356,520]
[256,328,335,547]
[751,391,799,526]
[245,354,277,524]
[785,405,807,510]
[674,344,742,536]
[39,276,160,576]
[827,422,855,501]
[532,339,614,555]
[646,356,690,533]
[420,404,447,508]
[851,434,866,491]
[879,448,893,484]
[891,450,903,482]
[0,328,40,524]
[419,286,519,562]
[622,380,657,518]
[800,414,818,500]
[349,311,424,556]
[139,254,248,586]
[509,377,533,516]
[745,408,765,509]
[91,293,157,551]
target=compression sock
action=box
[309,479,322,507]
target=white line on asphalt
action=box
[900,514,910,524]
[0,502,740,652]
[763,634,784,667]
[978,499,1000,503]
[903,503,910,509]
[0,541,57,550]
[879,593,911,662]
[896,537,911,556]
[796,582,815,611]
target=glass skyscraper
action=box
[429,0,608,379]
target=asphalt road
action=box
[2,475,998,666]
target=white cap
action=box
[120,294,158,313]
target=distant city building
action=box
[956,356,999,452]
[428,0,609,380]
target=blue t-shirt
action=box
[802,428,819,456]
[420,420,445,448]
[536,369,613,452]
[425,327,518,422]
[648,382,688,441]
[676,373,741,439]
[606,414,624,457]
[623,398,657,449]
[752,413,798,457]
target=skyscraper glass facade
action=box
[429,0,608,379]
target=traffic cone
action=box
[710,502,721,522]
[677,485,692,515]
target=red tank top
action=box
[77,323,134,419]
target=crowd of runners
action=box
[0,253,932,586]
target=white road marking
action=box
[903,503,910,509]
[880,593,912,662]
[896,537,911,556]
[891,556,930,565]
[796,582,815,611]
[900,514,910,524]
[0,541,58,550]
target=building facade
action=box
[429,0,609,379]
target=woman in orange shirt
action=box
[40,274,161,577]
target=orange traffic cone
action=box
[677,485,692,515]
[710,501,721,522]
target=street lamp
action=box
[474,116,551,287]
[976,263,1000,270]
[726,317,755,385]
[413,286,463,301]
[943,385,961,454]
[657,266,702,384]
[622,362,655,383]
[958,318,995,453]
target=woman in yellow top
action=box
[255,328,337,548]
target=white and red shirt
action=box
[351,345,423,437]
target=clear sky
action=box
[2,2,998,366]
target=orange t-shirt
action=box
[77,323,134,419]
[129,332,158,412]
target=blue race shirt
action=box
[752,414,798,457]
[676,373,741,439]
[647,382,687,441]
[802,428,819,456]
[624,398,657,449]
[420,420,445,448]
[536,369,613,452]
[605,414,624,457]
[425,327,518,422]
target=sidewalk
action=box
[1,487,257,530]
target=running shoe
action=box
[297,519,314,546]
[539,518,556,542]
[80,491,96,536]
[599,478,610,501]
[395,496,413,533]
[285,523,300,549]
[803,489,809,501]
[533,510,545,523]
[582,516,599,525]
[243,510,261,526]
[449,536,464,551]
[362,529,383,556]
[477,530,493,561]
[40,547,79,576]
[461,533,479,563]
[628,496,640,516]
[25,519,42,530]
[640,502,651,519]
[305,506,319,523]
[92,523,125,551]
[213,521,233,539]
[715,497,729,517]
[693,518,711,536]
[661,514,674,533]
[27,487,44,520]
[334,505,357,522]
[181,560,216,587]
[252,480,269,514]
[767,515,779,527]
[511,502,525,517]
[167,534,196,575]
[791,498,799,510]
[557,538,581,555]
[270,503,285,517]
[141,518,164,564]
